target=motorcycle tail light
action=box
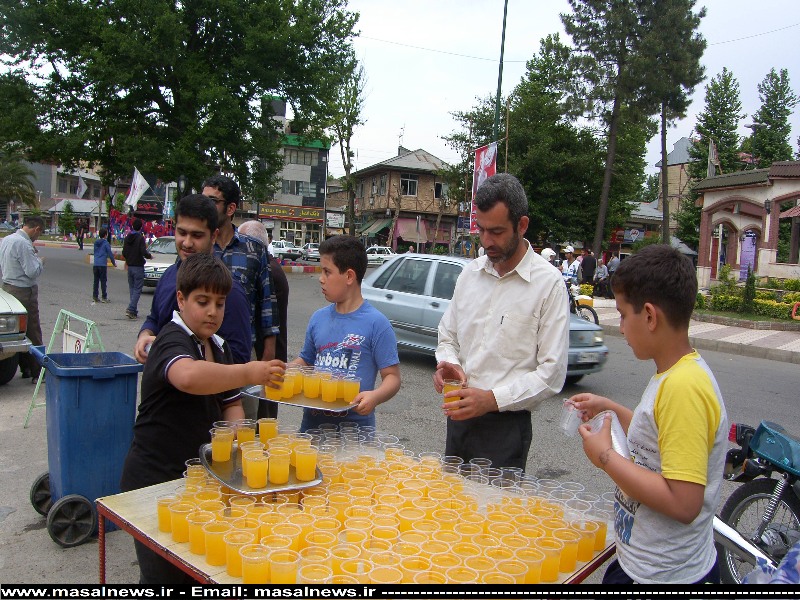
[728,424,738,443]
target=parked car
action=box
[299,243,320,261]
[0,288,32,385]
[272,240,303,261]
[143,236,177,288]
[361,254,608,384]
[366,246,396,266]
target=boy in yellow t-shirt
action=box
[571,244,728,584]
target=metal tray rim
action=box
[241,384,356,413]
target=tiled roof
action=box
[769,161,800,178]
[654,137,694,168]
[354,148,445,176]
[693,169,770,191]
[630,200,662,221]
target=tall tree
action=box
[676,68,745,248]
[750,68,798,168]
[60,201,76,236]
[329,59,366,236]
[0,148,36,218]
[637,0,706,242]
[562,0,658,256]
[0,0,358,194]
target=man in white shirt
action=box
[561,246,580,284]
[434,174,569,469]
[0,216,45,381]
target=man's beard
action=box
[486,230,521,264]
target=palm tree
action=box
[0,149,37,220]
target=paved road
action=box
[1,246,797,583]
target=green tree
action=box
[637,0,706,242]
[60,201,76,236]
[0,0,358,194]
[562,0,658,256]
[0,148,36,218]
[639,173,660,204]
[328,59,366,236]
[750,68,798,168]
[676,68,746,248]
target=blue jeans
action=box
[92,266,108,300]
[127,266,144,315]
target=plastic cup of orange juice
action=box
[294,446,318,482]
[156,494,177,533]
[186,510,215,555]
[169,502,195,543]
[267,447,291,485]
[298,563,333,584]
[209,427,234,462]
[240,544,270,584]
[442,379,464,402]
[270,549,300,584]
[534,537,564,582]
[203,521,232,567]
[224,530,256,577]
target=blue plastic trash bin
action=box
[30,346,143,546]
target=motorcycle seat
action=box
[751,421,800,477]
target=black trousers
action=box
[2,283,43,378]
[445,410,532,470]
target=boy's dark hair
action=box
[132,218,143,232]
[176,194,219,232]
[612,244,697,329]
[23,215,44,229]
[201,174,241,208]
[99,227,108,238]
[319,235,368,283]
[474,173,529,229]
[177,252,232,297]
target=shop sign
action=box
[327,212,345,228]
[258,203,323,222]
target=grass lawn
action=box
[694,309,790,324]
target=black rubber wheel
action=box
[576,304,599,325]
[30,472,52,516]
[717,477,800,584]
[565,375,584,385]
[0,354,19,385]
[46,494,97,548]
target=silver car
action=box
[143,236,177,288]
[361,254,608,385]
[300,243,320,261]
[0,288,31,385]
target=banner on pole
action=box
[470,142,497,234]
[125,167,151,210]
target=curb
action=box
[600,323,800,366]
[281,264,321,273]
[84,253,127,270]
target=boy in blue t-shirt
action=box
[294,235,400,431]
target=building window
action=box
[435,182,443,199]
[282,180,314,196]
[379,174,387,196]
[284,149,315,166]
[58,178,68,194]
[401,173,418,196]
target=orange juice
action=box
[330,544,361,575]
[516,547,545,584]
[156,495,176,532]
[320,375,338,403]
[169,502,194,543]
[246,453,268,488]
[293,369,304,395]
[270,549,300,584]
[592,518,608,551]
[258,417,278,441]
[203,521,232,566]
[396,507,426,532]
[268,448,291,485]
[187,511,215,555]
[225,531,255,577]
[295,447,318,482]
[282,370,297,399]
[289,512,315,550]
[273,523,303,552]
[303,371,321,398]
[265,383,282,401]
[240,544,270,584]
[554,528,580,573]
[210,428,234,462]
[535,538,563,583]
[442,379,463,401]
[237,422,256,444]
[341,377,360,403]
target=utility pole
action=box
[492,0,509,141]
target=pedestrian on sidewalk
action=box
[92,227,116,303]
[0,215,45,382]
[122,218,152,319]
[76,219,86,250]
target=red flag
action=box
[470,142,497,234]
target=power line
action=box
[709,22,800,45]
[359,35,527,63]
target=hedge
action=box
[710,295,741,312]
[753,299,794,320]
[784,292,800,304]
[580,284,594,297]
[695,294,706,309]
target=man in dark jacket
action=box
[122,218,152,319]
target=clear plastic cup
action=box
[187,510,215,555]
[270,549,300,584]
[209,426,234,462]
[299,546,332,567]
[224,530,256,577]
[570,519,600,562]
[560,399,583,437]
[298,563,333,584]
[240,544,270,584]
[535,537,564,582]
[369,565,403,584]
[515,547,545,584]
[442,379,464,402]
[203,521,232,567]
[554,527,581,573]
[156,494,177,533]
[168,502,195,543]
[267,447,291,485]
[445,565,479,583]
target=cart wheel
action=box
[46,494,97,548]
[30,472,52,516]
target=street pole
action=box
[492,0,509,141]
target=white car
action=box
[299,243,320,261]
[0,288,32,385]
[143,236,177,288]
[272,240,302,261]
[366,246,395,266]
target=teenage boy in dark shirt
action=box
[120,252,285,584]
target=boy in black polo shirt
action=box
[120,252,285,584]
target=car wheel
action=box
[565,375,584,385]
[0,354,19,385]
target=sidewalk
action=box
[592,298,800,365]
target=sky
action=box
[327,0,800,179]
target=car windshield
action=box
[149,238,176,255]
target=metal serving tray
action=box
[198,443,322,495]
[241,385,356,413]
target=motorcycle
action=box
[715,420,800,583]
[567,282,599,325]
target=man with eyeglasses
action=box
[202,175,281,419]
